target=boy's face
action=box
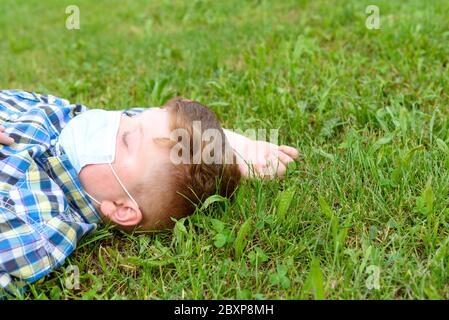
[78,108,172,227]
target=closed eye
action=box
[122,132,129,148]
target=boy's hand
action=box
[236,140,298,179]
[223,129,299,179]
[0,126,14,145]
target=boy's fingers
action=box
[279,145,299,158]
[0,126,15,145]
[279,145,299,159]
[259,155,286,179]
[0,137,12,145]
[0,134,14,145]
[277,151,294,166]
[266,163,286,179]
[273,162,287,178]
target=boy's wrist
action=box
[223,129,248,154]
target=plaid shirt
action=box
[0,90,143,296]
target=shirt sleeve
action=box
[0,90,71,109]
[0,90,89,146]
[0,201,83,298]
[0,204,50,297]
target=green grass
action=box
[1,0,449,299]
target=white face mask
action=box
[59,109,139,208]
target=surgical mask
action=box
[59,109,139,208]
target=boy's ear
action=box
[100,200,142,227]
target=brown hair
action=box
[137,97,241,230]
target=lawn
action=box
[1,0,449,299]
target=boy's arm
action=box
[223,129,298,179]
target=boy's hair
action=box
[137,97,241,230]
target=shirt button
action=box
[50,139,57,146]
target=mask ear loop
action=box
[108,163,139,208]
[85,191,102,206]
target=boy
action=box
[0,90,298,295]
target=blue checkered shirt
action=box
[0,90,143,296]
